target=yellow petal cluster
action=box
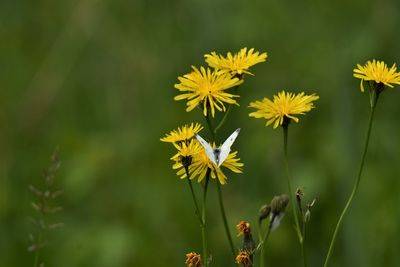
[205,47,267,76]
[161,124,243,185]
[160,123,203,143]
[174,143,243,185]
[174,66,243,117]
[249,91,319,129]
[353,59,400,92]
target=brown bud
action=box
[185,252,203,267]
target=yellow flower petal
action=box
[353,59,400,92]
[249,90,319,129]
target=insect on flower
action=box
[195,128,240,167]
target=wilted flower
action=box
[185,252,203,267]
[235,250,252,266]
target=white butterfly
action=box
[195,128,241,167]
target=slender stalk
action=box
[301,221,307,267]
[216,179,236,257]
[257,217,273,267]
[323,102,377,267]
[185,167,203,226]
[214,85,240,135]
[283,125,306,266]
[202,172,210,267]
[205,112,216,140]
[258,223,264,267]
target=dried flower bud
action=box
[185,252,203,267]
[236,221,251,236]
[295,188,304,211]
[235,250,252,267]
[295,188,304,202]
[304,198,316,223]
[236,221,256,254]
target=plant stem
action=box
[205,112,216,140]
[301,221,307,267]
[216,179,236,257]
[258,223,264,267]
[257,218,273,267]
[214,85,240,135]
[185,167,203,226]
[202,172,210,267]
[323,103,377,267]
[283,125,305,265]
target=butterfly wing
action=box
[195,133,217,166]
[218,128,240,166]
[270,212,285,231]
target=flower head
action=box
[249,90,319,129]
[353,59,400,92]
[236,220,251,236]
[174,142,243,184]
[160,123,203,144]
[185,252,203,267]
[174,66,243,117]
[235,250,252,266]
[171,139,203,170]
[205,48,267,76]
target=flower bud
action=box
[258,204,271,224]
[270,194,289,214]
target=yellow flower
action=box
[185,252,202,267]
[174,143,243,185]
[174,66,243,117]
[235,250,252,266]
[205,47,267,76]
[160,123,203,144]
[353,59,400,92]
[171,139,203,170]
[249,90,319,129]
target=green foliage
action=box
[1,0,400,266]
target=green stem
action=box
[202,172,210,267]
[258,223,264,267]
[185,167,203,226]
[257,219,273,267]
[214,85,240,135]
[205,112,216,140]
[216,179,236,257]
[301,221,307,267]
[323,103,377,267]
[283,125,305,265]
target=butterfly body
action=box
[195,128,240,167]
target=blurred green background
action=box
[1,0,400,266]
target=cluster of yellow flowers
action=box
[174,48,267,117]
[162,45,400,266]
[162,48,268,185]
[160,123,243,184]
